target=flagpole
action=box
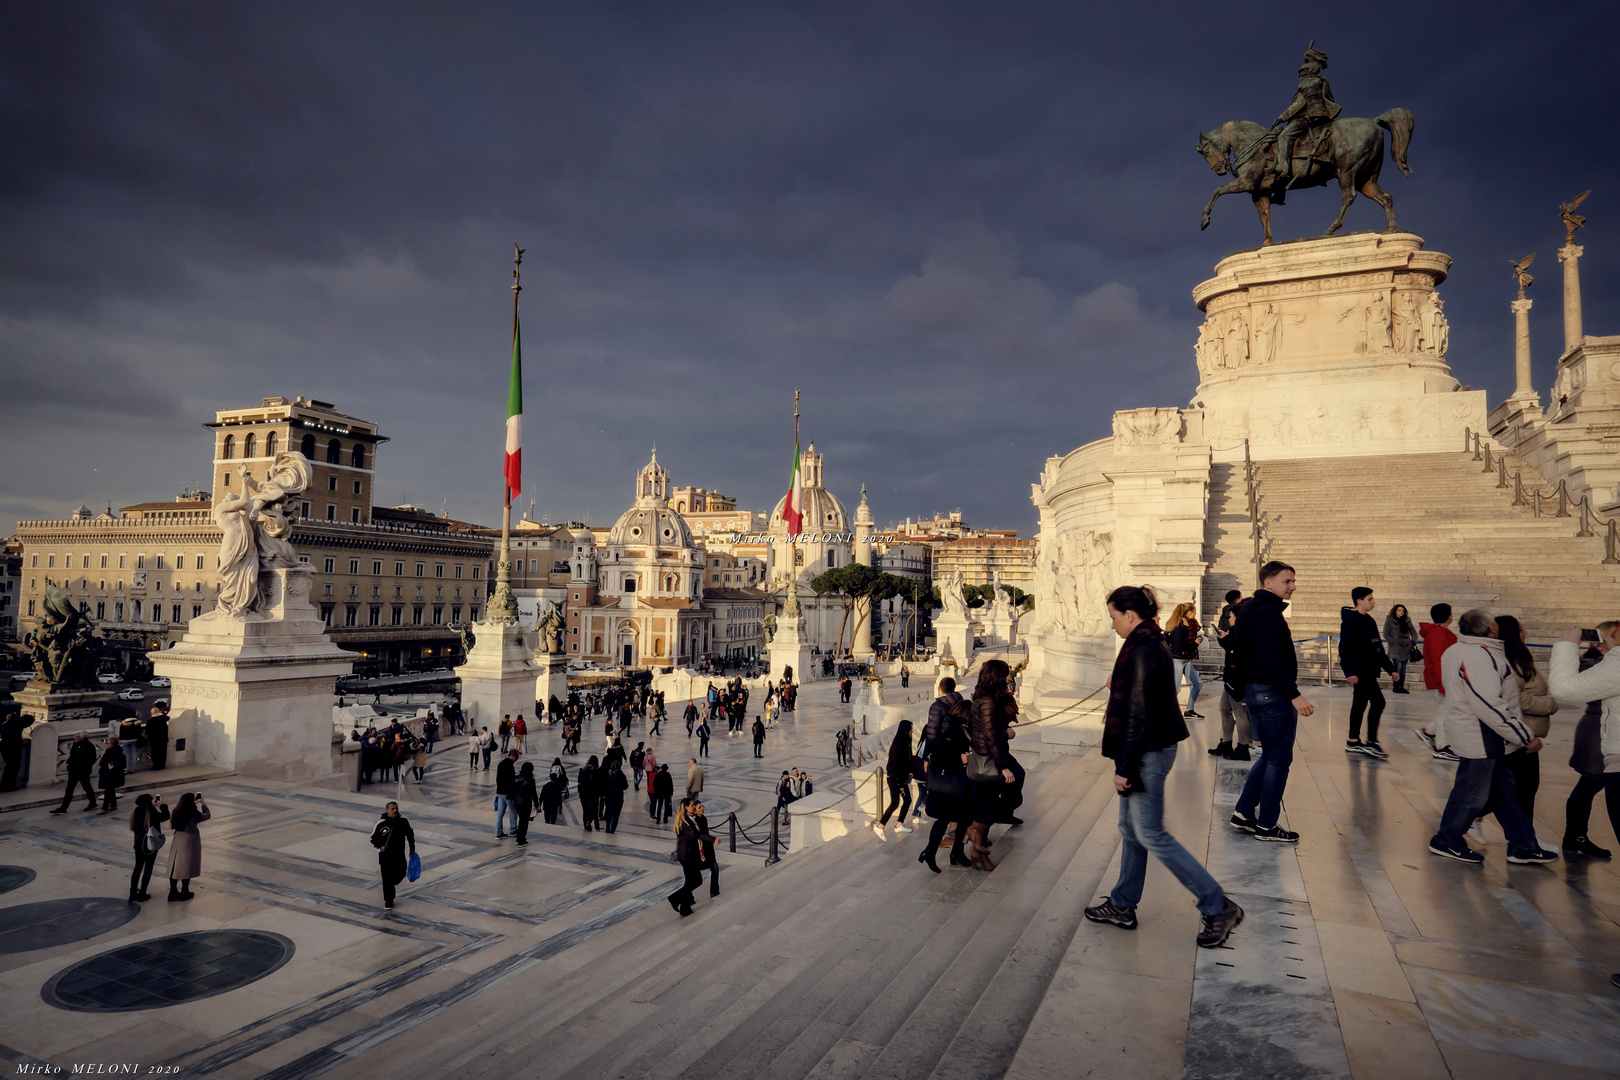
[489,244,522,624]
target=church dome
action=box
[607,505,694,549]
[769,487,848,534]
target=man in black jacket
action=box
[1339,586,1399,758]
[146,705,170,771]
[494,750,519,838]
[1230,561,1315,842]
[0,709,24,791]
[51,731,99,812]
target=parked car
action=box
[98,674,121,684]
[149,676,171,687]
[117,688,145,701]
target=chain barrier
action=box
[1466,428,1620,565]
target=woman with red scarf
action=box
[1084,585,1245,949]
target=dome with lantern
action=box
[767,443,848,534]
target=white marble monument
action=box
[767,586,814,688]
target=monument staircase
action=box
[409,748,1153,1080]
[1202,442,1620,652]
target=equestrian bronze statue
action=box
[1196,42,1413,246]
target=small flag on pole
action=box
[782,401,802,534]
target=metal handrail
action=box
[1465,428,1620,565]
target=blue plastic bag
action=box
[407,851,422,882]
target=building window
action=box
[432,606,443,624]
[711,575,719,584]
[352,444,365,469]
[392,606,403,626]
[623,577,636,592]
[133,600,143,621]
[434,564,443,578]
[321,604,334,626]
[300,501,311,518]
[412,607,423,625]
[348,584,359,599]
[99,555,108,569]
[472,566,480,579]
[452,605,462,622]
[195,555,204,570]
[266,432,278,456]
[350,507,360,522]
[136,555,145,569]
[327,476,337,491]
[394,561,404,576]
[529,560,537,572]
[323,584,333,597]
[95,602,105,619]
[323,557,335,573]
[48,555,55,568]
[372,560,383,575]
[115,602,123,621]
[416,563,425,577]
[828,552,837,568]
[469,606,479,621]
[156,555,165,570]
[172,604,182,623]
[243,433,256,458]
[369,606,381,625]
[192,605,202,619]
[454,565,463,578]
[349,559,360,574]
[223,434,235,459]
[29,555,36,568]
[352,479,362,495]
[345,606,357,627]
[326,439,341,464]
[301,434,315,457]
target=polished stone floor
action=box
[0,676,1615,1079]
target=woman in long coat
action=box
[97,737,126,813]
[167,792,211,901]
[919,701,975,873]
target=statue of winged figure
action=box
[536,600,565,655]
[1510,254,1536,299]
[25,582,99,686]
[1560,190,1590,243]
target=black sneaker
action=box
[1428,838,1484,864]
[49,807,67,815]
[1184,710,1204,719]
[1418,729,1437,752]
[1196,898,1244,948]
[1083,898,1138,930]
[1506,847,1559,865]
[1252,825,1299,843]
[1344,740,1367,755]
[1433,746,1461,762]
[1208,740,1231,757]
[1361,742,1388,759]
[1226,744,1252,761]
[1612,973,1620,991]
[1229,812,1258,833]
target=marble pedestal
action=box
[768,615,814,686]
[457,619,540,729]
[151,567,354,781]
[933,612,973,671]
[534,652,568,718]
[9,685,115,731]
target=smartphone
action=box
[1580,628,1601,642]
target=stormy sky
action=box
[3,2,1616,536]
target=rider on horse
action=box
[1273,42,1341,188]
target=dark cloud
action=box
[2,1,1616,535]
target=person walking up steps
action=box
[1166,602,1205,718]
[1086,584,1244,948]
[1550,620,1620,860]
[1230,561,1314,843]
[1210,592,1252,760]
[874,718,915,840]
[1420,603,1460,759]
[1340,586,1399,758]
[1427,609,1557,865]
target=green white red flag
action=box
[782,412,803,534]
[504,307,522,496]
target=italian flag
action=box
[504,308,522,496]
[782,415,803,534]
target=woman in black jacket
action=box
[127,793,169,901]
[97,737,126,813]
[1085,585,1245,950]
[919,700,975,873]
[966,660,1019,871]
[874,719,915,840]
[601,759,629,834]
[667,800,714,917]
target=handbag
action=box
[966,752,1001,782]
[1409,646,1423,662]
[145,826,166,853]
[407,851,422,882]
[926,767,969,800]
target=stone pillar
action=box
[458,621,540,730]
[24,721,56,789]
[1511,297,1536,402]
[1559,243,1584,356]
[768,589,814,685]
[533,652,568,720]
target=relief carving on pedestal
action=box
[1392,291,1422,353]
[1113,408,1185,445]
[1039,529,1113,640]
[1419,293,1449,356]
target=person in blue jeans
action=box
[1231,561,1316,843]
[1085,585,1244,949]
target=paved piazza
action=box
[2,675,1619,1078]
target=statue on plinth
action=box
[24,583,98,687]
[536,601,565,655]
[1559,190,1590,244]
[213,451,313,618]
[1196,41,1414,245]
[1510,253,1536,300]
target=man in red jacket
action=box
[1418,603,1459,759]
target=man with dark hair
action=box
[146,705,170,771]
[1340,587,1399,758]
[925,676,963,743]
[1211,591,1251,760]
[1428,609,1556,865]
[1230,561,1313,842]
[1419,603,1460,759]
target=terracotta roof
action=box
[703,587,769,600]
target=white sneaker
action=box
[1540,838,1560,854]
[1468,821,1487,844]
[894,823,913,834]
[872,822,887,841]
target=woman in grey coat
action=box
[166,792,211,901]
[1383,605,1419,695]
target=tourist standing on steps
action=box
[697,719,712,757]
[146,705,171,770]
[918,699,975,872]
[1231,560,1314,843]
[693,798,720,897]
[498,715,512,753]
[97,736,127,813]
[51,732,99,813]
[1086,584,1245,948]
[835,728,849,766]
[514,714,527,754]
[874,718,915,840]
[1340,586,1399,758]
[540,770,563,825]
[667,800,713,917]
[1427,609,1556,865]
[167,792,211,901]
[966,659,1020,871]
[651,764,674,823]
[1419,603,1460,759]
[602,759,628,833]
[411,738,427,782]
[370,801,415,908]
[1166,603,1205,719]
[1550,620,1620,860]
[513,762,538,845]
[1,708,30,792]
[1384,604,1419,694]
[1211,592,1252,760]
[495,750,519,838]
[751,717,766,757]
[128,793,169,902]
[480,726,496,771]
[578,755,603,831]
[1498,615,1558,848]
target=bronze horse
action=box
[1197,109,1413,245]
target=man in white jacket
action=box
[1428,609,1558,865]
